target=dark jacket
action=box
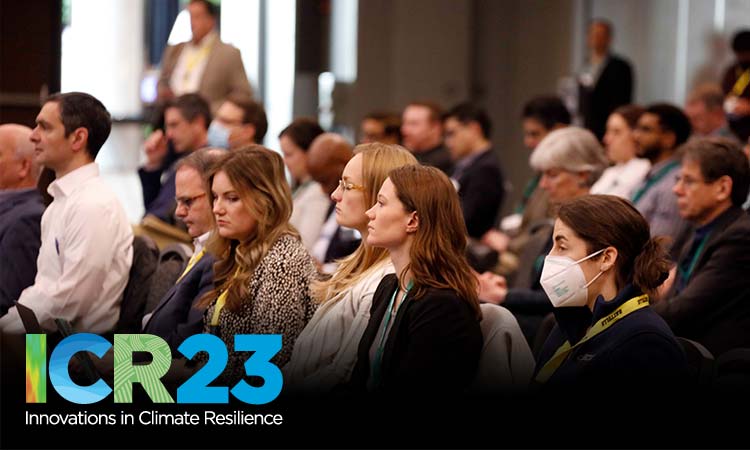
[414,144,454,175]
[536,284,687,389]
[143,252,214,352]
[138,145,185,224]
[579,54,634,140]
[503,223,554,344]
[453,149,505,239]
[654,206,750,355]
[0,189,44,316]
[349,274,482,395]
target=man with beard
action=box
[631,103,692,259]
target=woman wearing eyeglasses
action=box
[284,143,418,392]
[195,146,317,385]
[534,195,686,390]
[348,165,483,394]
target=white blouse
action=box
[590,157,651,199]
[290,180,331,254]
[284,260,394,392]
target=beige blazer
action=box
[158,37,253,113]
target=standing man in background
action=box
[578,19,633,141]
[157,0,252,114]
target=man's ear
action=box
[69,127,89,153]
[715,175,733,203]
[405,211,419,234]
[17,157,32,180]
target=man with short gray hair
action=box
[0,124,44,316]
[655,137,750,355]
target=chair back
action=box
[471,303,535,393]
[117,235,159,333]
[677,337,715,387]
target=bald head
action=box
[0,124,39,190]
[306,133,353,195]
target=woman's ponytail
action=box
[633,236,671,294]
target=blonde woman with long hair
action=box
[196,146,316,385]
[284,143,417,391]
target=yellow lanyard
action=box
[183,39,212,82]
[210,268,241,327]
[731,68,750,97]
[535,295,650,384]
[176,249,206,283]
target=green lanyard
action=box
[515,174,541,214]
[631,160,679,204]
[370,280,413,389]
[678,232,711,283]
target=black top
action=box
[452,149,505,239]
[0,189,44,315]
[143,252,215,352]
[414,144,454,175]
[536,284,687,390]
[349,274,482,395]
[654,206,750,355]
[579,54,634,140]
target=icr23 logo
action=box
[26,334,282,405]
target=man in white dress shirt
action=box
[0,92,133,334]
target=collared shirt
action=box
[0,163,133,334]
[170,31,217,96]
[580,53,610,88]
[193,231,210,255]
[632,157,690,255]
[311,206,338,265]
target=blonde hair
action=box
[199,145,298,312]
[312,143,417,303]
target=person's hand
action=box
[653,266,677,303]
[69,348,114,384]
[143,129,168,171]
[732,98,750,116]
[481,229,510,253]
[477,271,508,305]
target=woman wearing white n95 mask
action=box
[534,195,687,391]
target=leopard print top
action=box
[199,234,317,386]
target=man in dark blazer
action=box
[142,149,224,351]
[0,124,44,316]
[578,19,634,141]
[139,94,210,223]
[443,102,505,239]
[654,138,750,356]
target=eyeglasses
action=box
[338,179,365,193]
[175,193,206,209]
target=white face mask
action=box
[207,121,231,149]
[540,248,606,307]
